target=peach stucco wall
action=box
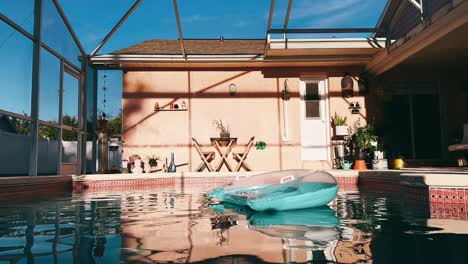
[122,69,365,171]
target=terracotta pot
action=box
[354,160,367,170]
[98,119,108,130]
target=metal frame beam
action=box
[172,0,186,58]
[269,28,386,34]
[1,13,81,72]
[264,0,276,55]
[266,0,275,32]
[407,0,423,12]
[0,13,34,41]
[283,0,294,33]
[57,60,64,176]
[52,0,87,57]
[91,0,144,56]
[29,0,42,176]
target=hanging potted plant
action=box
[332,112,348,136]
[352,125,378,170]
[255,140,267,150]
[98,112,108,131]
[212,119,230,138]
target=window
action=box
[0,0,35,34]
[41,0,81,67]
[63,71,79,127]
[304,82,320,118]
[0,21,33,117]
[39,48,61,123]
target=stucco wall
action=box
[122,69,364,172]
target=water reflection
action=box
[0,189,467,263]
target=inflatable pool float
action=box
[207,170,338,211]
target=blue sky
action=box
[1,0,388,120]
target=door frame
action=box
[299,76,331,161]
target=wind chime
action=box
[101,74,107,120]
[97,73,109,130]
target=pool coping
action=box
[1,169,467,189]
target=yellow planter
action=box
[392,159,405,169]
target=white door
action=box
[300,78,330,161]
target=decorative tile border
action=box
[429,187,468,204]
[430,202,468,221]
[73,175,360,194]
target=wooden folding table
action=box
[210,137,237,172]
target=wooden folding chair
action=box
[233,136,255,172]
[192,137,215,172]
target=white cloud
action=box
[181,14,215,23]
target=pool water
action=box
[0,188,467,264]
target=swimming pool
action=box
[0,185,467,263]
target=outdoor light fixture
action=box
[229,83,236,96]
[282,79,291,101]
[349,101,361,114]
[341,72,354,98]
[358,72,369,95]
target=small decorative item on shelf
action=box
[213,119,230,138]
[168,152,176,173]
[181,101,187,109]
[174,104,179,109]
[255,141,267,150]
[169,103,174,109]
[147,154,158,166]
[154,102,160,111]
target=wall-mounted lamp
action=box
[358,72,369,95]
[349,101,361,114]
[229,83,236,96]
[341,72,354,98]
[282,79,291,101]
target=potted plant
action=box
[352,125,378,170]
[332,112,348,136]
[146,154,159,167]
[212,119,230,138]
[255,140,267,150]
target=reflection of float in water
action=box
[248,207,340,249]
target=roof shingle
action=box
[111,39,265,55]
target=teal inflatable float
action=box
[208,170,338,211]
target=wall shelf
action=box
[154,109,188,112]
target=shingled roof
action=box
[111,39,265,55]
